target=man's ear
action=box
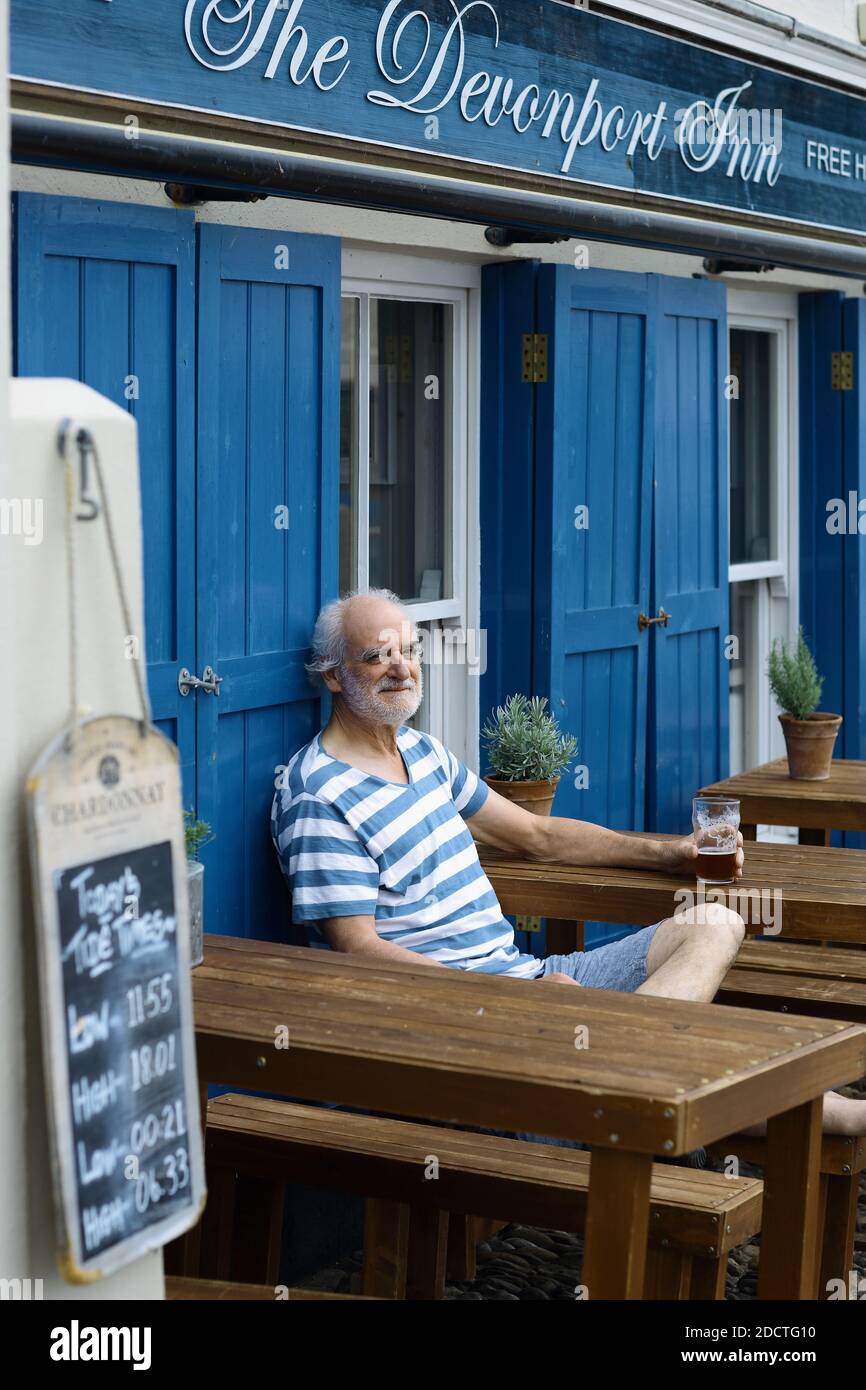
[322,669,342,695]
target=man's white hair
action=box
[306,588,404,681]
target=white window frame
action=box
[728,311,790,583]
[340,250,482,766]
[727,288,799,776]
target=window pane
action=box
[730,329,774,565]
[368,299,452,601]
[340,298,360,594]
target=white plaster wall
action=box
[6,380,166,1300]
[603,0,866,86]
[754,0,862,43]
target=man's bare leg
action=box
[641,906,866,1134]
[637,904,745,1002]
[741,1094,866,1136]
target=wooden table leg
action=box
[406,1206,449,1300]
[759,1097,822,1300]
[362,1199,409,1298]
[582,1149,652,1300]
[546,920,584,955]
[798,827,831,847]
[818,1171,860,1297]
[165,1078,209,1277]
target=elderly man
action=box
[271,589,866,1135]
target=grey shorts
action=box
[541,920,663,994]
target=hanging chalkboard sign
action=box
[27,716,206,1282]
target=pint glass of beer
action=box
[691,797,740,885]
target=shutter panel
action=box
[196,225,341,938]
[14,192,197,791]
[648,276,729,833]
[534,266,654,842]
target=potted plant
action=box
[767,628,842,781]
[482,694,578,816]
[184,809,213,967]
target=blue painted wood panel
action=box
[531,267,656,949]
[196,225,341,940]
[842,297,866,782]
[479,261,537,744]
[535,267,654,839]
[13,193,197,797]
[800,292,866,848]
[800,292,846,723]
[11,1,866,236]
[649,276,729,833]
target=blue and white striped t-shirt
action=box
[270,726,543,978]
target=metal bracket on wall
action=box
[522,333,549,384]
[832,351,854,391]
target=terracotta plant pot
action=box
[779,712,842,781]
[484,775,560,816]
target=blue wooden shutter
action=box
[842,298,866,773]
[534,266,654,836]
[480,261,537,722]
[13,193,197,791]
[196,225,341,939]
[648,276,729,833]
[800,292,846,723]
[800,292,866,846]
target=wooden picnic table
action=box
[479,838,866,946]
[700,757,866,845]
[192,935,866,1300]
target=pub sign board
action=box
[10,0,866,237]
[27,716,205,1282]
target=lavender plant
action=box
[482,694,578,782]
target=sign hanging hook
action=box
[58,419,101,522]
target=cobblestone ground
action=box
[298,1081,866,1301]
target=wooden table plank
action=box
[718,968,866,1023]
[700,757,866,835]
[479,840,866,944]
[735,940,866,981]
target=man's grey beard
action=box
[338,667,424,726]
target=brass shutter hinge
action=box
[831,351,854,391]
[522,333,549,384]
[515,914,543,935]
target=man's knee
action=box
[677,903,745,955]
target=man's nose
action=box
[388,655,411,680]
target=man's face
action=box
[334,612,424,726]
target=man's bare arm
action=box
[320,914,448,966]
[468,785,742,877]
[320,914,578,984]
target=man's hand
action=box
[541,971,582,986]
[658,831,745,880]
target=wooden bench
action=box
[165,1276,380,1300]
[719,939,866,1023]
[705,1130,866,1298]
[200,1094,763,1301]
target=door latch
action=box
[201,666,223,696]
[638,608,671,631]
[178,667,224,697]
